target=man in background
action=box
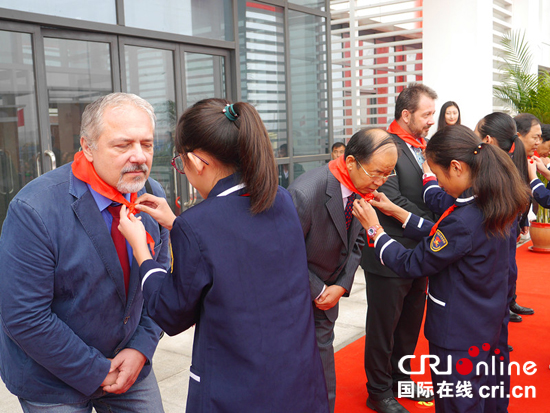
[331,142,346,160]
[361,84,437,413]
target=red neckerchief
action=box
[328,155,374,201]
[72,151,155,256]
[387,120,426,149]
[508,142,515,153]
[429,204,456,236]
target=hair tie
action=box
[512,133,518,141]
[473,143,484,155]
[222,104,238,121]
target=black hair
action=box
[394,83,438,120]
[332,142,345,151]
[425,125,530,236]
[437,101,461,131]
[175,98,278,214]
[514,113,542,136]
[476,112,528,184]
[541,124,550,142]
[345,127,398,164]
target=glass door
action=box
[120,39,179,213]
[0,27,42,226]
[43,30,117,168]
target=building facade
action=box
[330,0,550,140]
[0,0,333,228]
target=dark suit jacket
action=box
[288,165,365,322]
[361,134,436,277]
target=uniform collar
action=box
[454,188,475,206]
[208,173,244,198]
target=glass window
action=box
[125,0,234,42]
[289,11,329,156]
[185,53,226,106]
[290,0,326,10]
[238,1,287,158]
[0,0,117,24]
[0,30,40,228]
[125,45,178,213]
[44,37,113,167]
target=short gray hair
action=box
[80,93,156,148]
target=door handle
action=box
[44,150,57,170]
[0,149,15,195]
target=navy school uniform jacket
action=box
[138,174,329,413]
[530,177,550,208]
[373,192,509,350]
[423,179,518,299]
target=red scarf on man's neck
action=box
[328,155,374,200]
[387,120,426,149]
[72,151,155,255]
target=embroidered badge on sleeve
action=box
[430,229,448,252]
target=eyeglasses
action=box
[355,159,396,181]
[171,152,209,174]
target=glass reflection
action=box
[185,53,226,106]
[0,30,40,228]
[289,0,326,10]
[125,45,178,213]
[278,159,321,188]
[125,0,233,41]
[44,37,112,167]
[289,10,329,156]
[0,0,117,24]
[238,0,287,156]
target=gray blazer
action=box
[288,165,365,322]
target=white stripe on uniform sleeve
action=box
[379,239,396,266]
[532,182,544,195]
[422,185,439,203]
[141,268,167,290]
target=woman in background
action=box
[436,101,461,131]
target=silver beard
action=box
[117,163,149,193]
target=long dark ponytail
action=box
[426,125,530,236]
[175,98,278,214]
[476,112,529,184]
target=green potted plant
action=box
[494,30,550,251]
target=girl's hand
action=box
[370,191,410,224]
[352,198,380,229]
[134,193,177,230]
[369,191,394,216]
[422,160,432,174]
[118,205,152,265]
[532,155,550,180]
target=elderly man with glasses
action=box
[288,127,398,413]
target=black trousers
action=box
[364,272,427,400]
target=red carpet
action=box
[335,242,550,412]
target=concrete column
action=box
[423,0,494,132]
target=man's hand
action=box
[314,285,346,311]
[102,348,147,394]
[101,362,119,387]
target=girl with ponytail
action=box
[352,125,530,413]
[116,98,329,412]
